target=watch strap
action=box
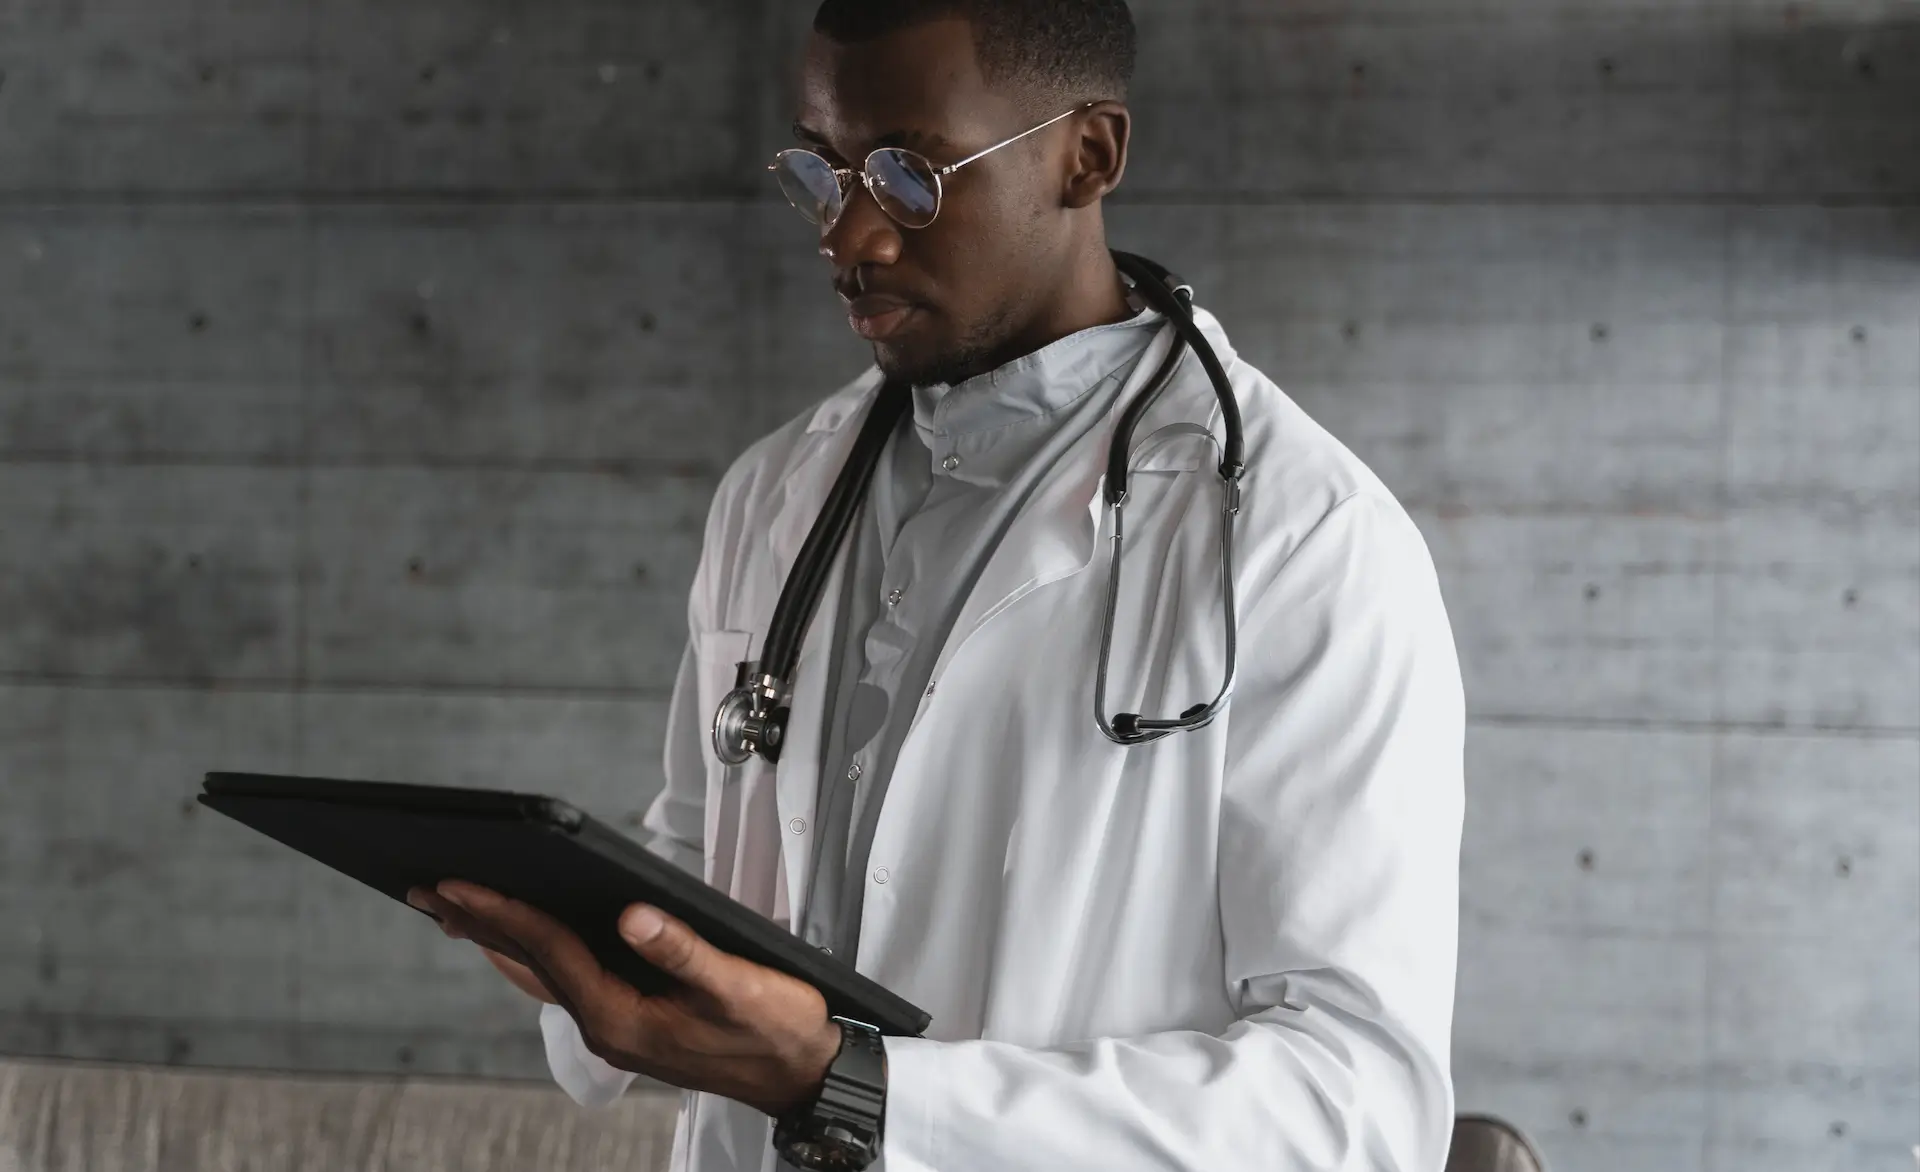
[774,1017,887,1171]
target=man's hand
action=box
[404,880,841,1118]
[408,885,556,1002]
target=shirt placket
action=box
[840,481,945,868]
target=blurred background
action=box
[0,1,1916,1170]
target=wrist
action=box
[773,1017,888,1171]
[778,1017,846,1113]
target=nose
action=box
[819,179,903,269]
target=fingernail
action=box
[435,883,470,909]
[620,905,665,946]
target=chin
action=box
[873,337,996,391]
[872,345,939,389]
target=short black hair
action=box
[812,0,1136,104]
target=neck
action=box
[1014,239,1133,355]
[949,239,1131,384]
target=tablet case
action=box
[199,771,931,1037]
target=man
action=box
[410,2,1465,1169]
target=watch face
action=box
[783,1137,873,1172]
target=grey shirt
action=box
[796,304,1163,962]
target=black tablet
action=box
[199,771,931,1037]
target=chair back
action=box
[1444,1114,1548,1172]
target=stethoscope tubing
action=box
[760,381,913,686]
[714,249,1247,764]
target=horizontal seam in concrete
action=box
[0,672,676,702]
[2,673,1913,739]
[1469,711,1920,739]
[0,1047,679,1094]
[0,451,722,478]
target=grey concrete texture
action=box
[0,1057,680,1172]
[0,1,1916,1171]
[3,1,1917,197]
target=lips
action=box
[845,294,917,342]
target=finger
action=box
[410,888,557,1000]
[436,880,614,1004]
[405,887,469,939]
[410,888,530,962]
[482,945,559,1005]
[617,904,733,999]
[409,885,547,970]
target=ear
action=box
[1062,101,1130,209]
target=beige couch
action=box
[0,1058,681,1172]
[1,1058,1554,1172]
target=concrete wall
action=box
[1,2,1915,1171]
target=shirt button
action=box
[886,587,905,606]
[847,762,863,781]
[924,682,936,697]
[789,817,807,834]
[872,867,890,884]
[941,454,961,472]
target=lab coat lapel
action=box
[762,372,883,915]
[768,371,885,572]
[928,319,1189,682]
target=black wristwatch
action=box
[773,1016,888,1171]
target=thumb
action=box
[618,904,727,995]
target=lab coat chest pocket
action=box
[692,628,760,889]
[693,628,755,755]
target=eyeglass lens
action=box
[772,150,845,227]
[772,148,943,230]
[865,149,940,226]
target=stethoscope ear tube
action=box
[1107,250,1247,496]
[1094,251,1245,746]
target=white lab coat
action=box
[544,307,1465,1171]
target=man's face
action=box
[791,18,1068,388]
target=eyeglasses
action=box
[769,103,1091,232]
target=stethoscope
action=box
[711,250,1245,767]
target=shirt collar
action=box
[909,306,1162,446]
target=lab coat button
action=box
[887,587,904,606]
[872,867,890,884]
[789,817,806,834]
[847,763,863,781]
[941,454,961,472]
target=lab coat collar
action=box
[785,305,1238,574]
[796,306,1235,457]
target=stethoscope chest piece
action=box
[711,661,791,766]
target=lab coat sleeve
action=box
[541,1001,637,1108]
[882,491,1465,1171]
[641,639,711,877]
[541,639,708,1107]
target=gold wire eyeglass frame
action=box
[769,102,1093,231]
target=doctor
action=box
[409,1,1465,1169]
